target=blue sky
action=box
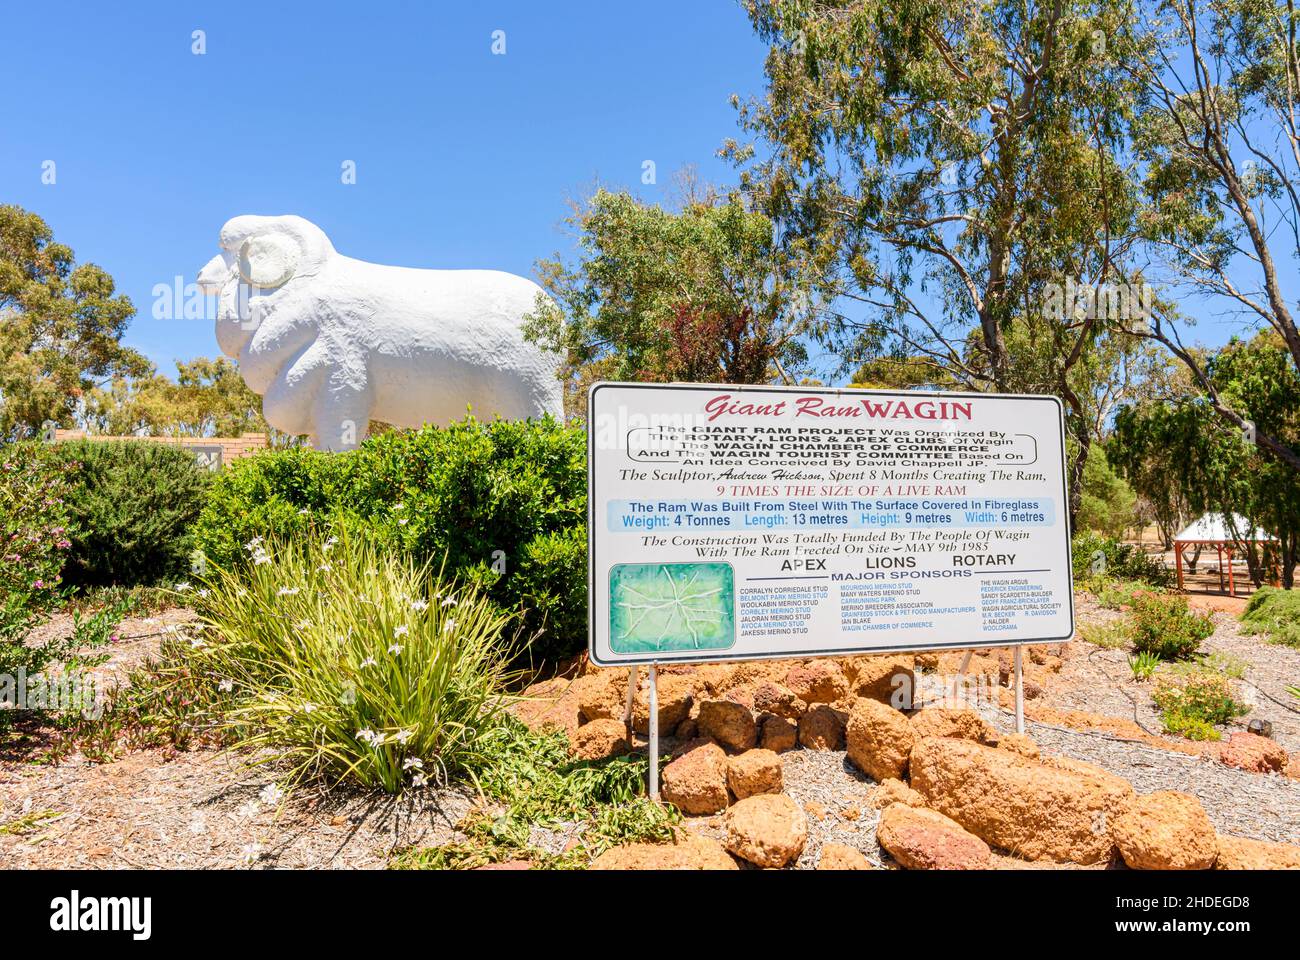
[0,1,767,372]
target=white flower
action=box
[403,757,424,771]
[398,517,408,526]
[358,656,377,669]
[317,563,332,573]
[190,637,208,649]
[277,586,300,597]
[393,624,409,638]
[301,702,317,714]
[218,678,234,693]
[393,728,414,744]
[443,618,457,633]
[394,502,405,511]
[356,728,380,746]
[197,588,209,598]
[175,581,191,592]
[244,536,264,552]
[410,773,427,788]
[410,599,429,612]
[241,843,262,865]
[440,597,458,608]
[252,550,271,565]
[259,783,285,806]
[388,644,403,656]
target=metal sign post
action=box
[1014,646,1025,734]
[647,663,659,799]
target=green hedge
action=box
[54,440,212,588]
[1070,532,1172,588]
[194,417,587,663]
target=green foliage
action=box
[0,205,148,438]
[1,442,76,730]
[1111,334,1300,589]
[52,440,211,588]
[1128,591,1214,660]
[524,188,818,414]
[1128,650,1161,681]
[0,594,134,734]
[0,441,73,608]
[391,718,675,870]
[1076,444,1139,539]
[1240,586,1300,648]
[194,416,587,663]
[189,531,519,793]
[1078,621,1129,649]
[1088,578,1165,610]
[1152,671,1246,741]
[1071,532,1172,588]
[82,356,267,438]
[48,628,228,763]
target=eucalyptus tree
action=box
[1111,333,1300,586]
[523,187,829,415]
[729,0,1149,521]
[1129,0,1300,470]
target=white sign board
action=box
[588,383,1074,666]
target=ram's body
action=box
[197,215,564,450]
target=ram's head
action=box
[196,215,335,357]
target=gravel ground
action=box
[986,711,1300,846]
[0,748,476,869]
[6,593,1300,869]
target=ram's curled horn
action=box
[237,234,300,289]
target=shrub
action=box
[194,416,587,662]
[392,718,671,869]
[1071,533,1172,588]
[1152,671,1246,740]
[189,531,519,792]
[53,440,211,588]
[0,442,73,608]
[1128,591,1214,660]
[1240,586,1300,648]
[1090,579,1161,611]
[1,442,76,729]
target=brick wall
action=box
[52,430,269,468]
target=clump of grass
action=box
[1128,651,1160,681]
[188,531,521,793]
[1087,579,1163,611]
[0,809,61,836]
[1241,586,1300,648]
[391,719,679,870]
[1152,671,1247,741]
[1079,621,1128,650]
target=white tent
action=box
[1173,513,1276,544]
[1173,513,1277,596]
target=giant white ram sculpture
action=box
[196,214,564,450]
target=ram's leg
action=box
[260,338,330,438]
[310,361,373,452]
